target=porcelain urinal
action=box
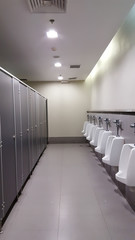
[84,123,93,139]
[102,135,115,164]
[94,129,105,157]
[102,136,124,166]
[125,147,135,187]
[90,127,104,147]
[115,144,135,185]
[87,125,97,141]
[95,130,112,155]
[125,147,135,211]
[95,129,105,148]
[83,123,91,137]
[82,121,89,134]
[115,144,135,202]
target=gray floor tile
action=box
[1,143,135,240]
[1,229,58,240]
[58,213,111,240]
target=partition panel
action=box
[0,71,16,216]
[42,97,46,151]
[28,89,32,171]
[29,89,37,170]
[35,93,40,159]
[0,67,48,225]
[39,96,43,153]
[13,79,23,192]
[20,83,29,184]
[32,91,37,166]
[0,117,4,222]
[45,99,48,145]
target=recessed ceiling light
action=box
[55,62,62,67]
[58,75,63,80]
[46,29,58,38]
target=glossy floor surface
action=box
[1,144,135,240]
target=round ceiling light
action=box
[58,75,63,80]
[55,62,62,67]
[46,29,58,39]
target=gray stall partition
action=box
[20,83,30,184]
[0,67,48,226]
[41,97,47,152]
[29,89,38,169]
[35,93,40,158]
[0,71,17,217]
[0,116,4,226]
[28,88,34,171]
[45,99,48,145]
[13,79,23,193]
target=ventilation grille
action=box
[68,77,77,80]
[70,65,80,68]
[53,55,60,58]
[28,0,67,13]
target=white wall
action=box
[28,5,135,138]
[86,4,135,111]
[27,81,90,137]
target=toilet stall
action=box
[0,67,48,229]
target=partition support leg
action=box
[0,219,3,234]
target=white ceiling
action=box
[0,0,134,82]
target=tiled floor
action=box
[1,143,135,240]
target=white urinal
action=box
[85,124,93,140]
[87,125,97,141]
[90,127,104,147]
[115,144,135,185]
[82,121,89,134]
[102,136,124,166]
[126,147,135,186]
[83,123,91,137]
[102,135,115,163]
[95,130,112,155]
[95,129,105,150]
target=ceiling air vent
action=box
[28,0,67,13]
[68,77,77,80]
[70,65,80,68]
[53,55,60,58]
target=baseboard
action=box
[48,137,86,144]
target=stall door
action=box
[40,97,46,152]
[20,83,30,184]
[35,93,40,160]
[0,117,4,223]
[13,79,23,192]
[45,99,48,146]
[0,71,16,216]
[28,89,36,171]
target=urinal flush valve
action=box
[104,118,111,131]
[98,117,103,128]
[92,115,96,125]
[89,115,93,123]
[87,114,90,122]
[130,123,135,134]
[130,123,135,145]
[113,119,123,137]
